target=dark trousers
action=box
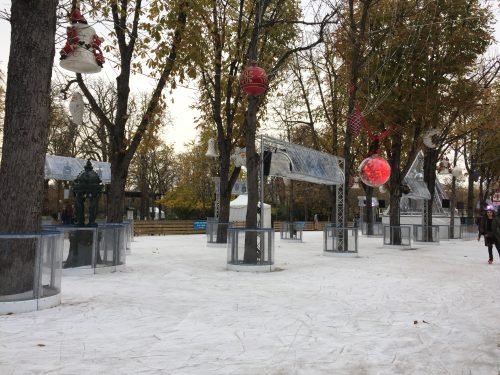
[485,236,500,260]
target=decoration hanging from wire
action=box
[348,104,362,137]
[359,156,391,188]
[59,1,105,74]
[436,156,452,175]
[451,166,462,178]
[69,92,84,125]
[422,128,439,149]
[231,147,246,167]
[239,63,268,96]
[350,86,394,188]
[205,138,218,158]
[351,175,361,189]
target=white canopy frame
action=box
[397,151,447,226]
[259,136,347,250]
[403,151,431,201]
[45,154,111,184]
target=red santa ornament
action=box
[358,155,391,188]
[60,7,105,74]
[239,64,268,96]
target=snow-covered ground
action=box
[1,232,499,374]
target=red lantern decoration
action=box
[239,64,268,96]
[358,155,391,188]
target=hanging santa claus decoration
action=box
[359,155,391,188]
[239,64,268,96]
[436,156,452,175]
[351,175,361,189]
[60,5,105,74]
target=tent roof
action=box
[230,194,270,208]
[262,136,344,186]
[403,178,431,200]
[403,151,431,200]
[45,154,111,184]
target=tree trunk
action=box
[140,167,149,220]
[388,133,402,244]
[364,185,374,235]
[423,149,438,240]
[0,0,57,295]
[244,97,259,263]
[217,142,231,243]
[450,175,457,237]
[107,161,127,223]
[449,146,459,237]
[466,174,474,222]
[43,179,50,216]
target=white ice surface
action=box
[1,232,499,374]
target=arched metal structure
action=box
[259,136,348,251]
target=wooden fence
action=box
[134,220,207,236]
[134,220,335,236]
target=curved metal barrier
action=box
[227,228,274,272]
[0,231,63,314]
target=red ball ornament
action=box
[239,64,268,96]
[358,155,391,188]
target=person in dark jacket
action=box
[478,209,500,264]
[61,204,74,225]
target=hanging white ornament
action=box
[69,92,84,125]
[59,8,105,74]
[231,147,246,167]
[451,166,462,178]
[423,128,439,149]
[379,185,387,193]
[351,175,360,189]
[205,138,218,158]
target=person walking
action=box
[478,208,500,264]
[313,214,319,230]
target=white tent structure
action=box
[229,194,271,227]
[45,154,111,184]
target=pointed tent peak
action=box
[84,159,93,172]
[402,151,431,200]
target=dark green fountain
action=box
[64,160,103,268]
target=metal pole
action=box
[260,135,265,229]
[336,158,345,251]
